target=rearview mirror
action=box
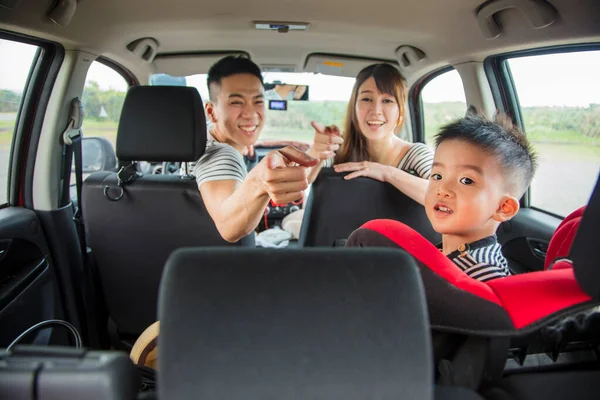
[264,82,309,101]
[74,137,118,173]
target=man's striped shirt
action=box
[191,136,247,188]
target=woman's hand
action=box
[334,161,392,182]
[307,121,343,161]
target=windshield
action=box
[150,72,356,144]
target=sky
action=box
[1,38,599,107]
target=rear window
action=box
[150,72,355,143]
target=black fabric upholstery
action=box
[83,172,254,336]
[572,175,600,300]
[116,86,206,162]
[435,386,485,400]
[299,168,440,247]
[489,369,600,400]
[158,248,433,400]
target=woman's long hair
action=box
[335,63,407,164]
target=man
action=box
[193,56,318,242]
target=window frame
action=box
[409,65,462,144]
[0,30,65,209]
[60,57,137,207]
[484,43,600,216]
[95,57,139,88]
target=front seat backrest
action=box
[83,86,254,337]
[158,248,433,400]
[299,168,440,247]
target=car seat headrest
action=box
[158,248,433,400]
[116,86,206,162]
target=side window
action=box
[421,69,467,143]
[81,61,129,169]
[0,39,39,203]
[507,51,600,216]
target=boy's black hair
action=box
[434,112,538,198]
[206,56,264,101]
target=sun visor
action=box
[303,54,398,77]
[152,52,250,76]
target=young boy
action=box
[425,112,537,281]
[346,113,537,282]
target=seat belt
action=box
[61,98,86,258]
[61,98,109,349]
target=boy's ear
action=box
[205,101,218,124]
[493,195,520,222]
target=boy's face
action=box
[425,139,518,243]
[206,73,265,151]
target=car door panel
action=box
[0,207,68,347]
[497,208,561,274]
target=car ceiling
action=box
[1,0,599,83]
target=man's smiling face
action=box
[207,73,265,151]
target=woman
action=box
[307,63,433,205]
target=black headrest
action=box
[158,248,433,400]
[299,168,441,246]
[116,86,207,162]
[572,174,600,299]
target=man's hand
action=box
[242,145,255,159]
[334,161,392,182]
[308,121,344,160]
[253,146,318,204]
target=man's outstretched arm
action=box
[200,146,317,242]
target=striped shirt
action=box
[441,236,511,282]
[191,136,247,188]
[323,142,434,179]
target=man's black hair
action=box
[206,56,264,101]
[434,113,538,197]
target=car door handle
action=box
[527,238,549,261]
[0,240,11,262]
[532,247,547,259]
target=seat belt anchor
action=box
[62,121,81,146]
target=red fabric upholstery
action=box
[486,263,592,329]
[360,219,593,332]
[361,219,501,305]
[545,206,586,270]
